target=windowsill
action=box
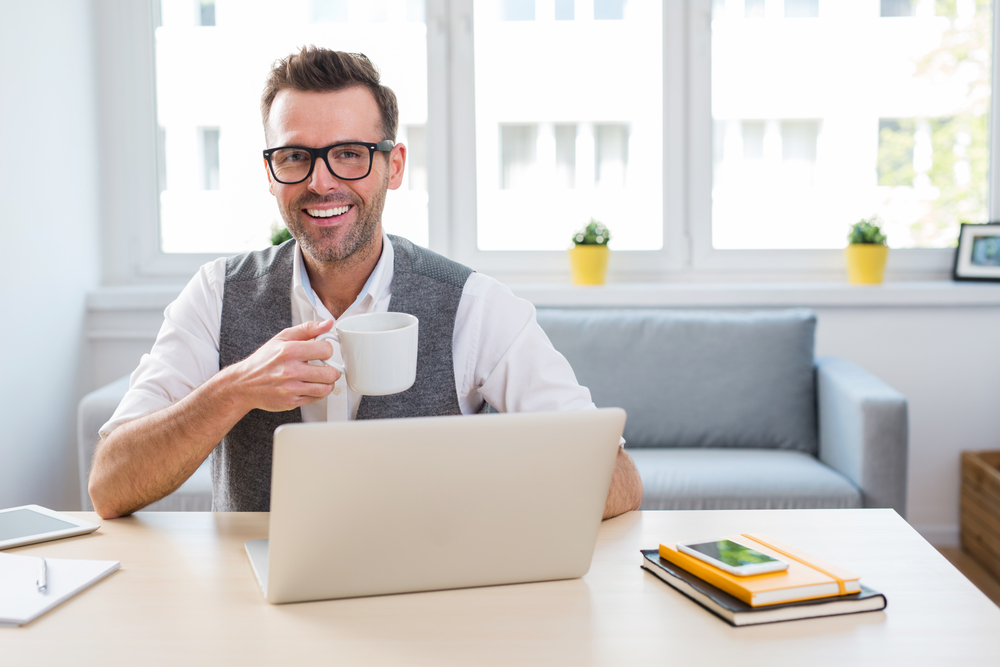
[87,279,1000,312]
[506,280,1000,308]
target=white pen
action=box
[36,557,47,593]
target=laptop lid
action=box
[254,408,625,604]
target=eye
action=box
[273,149,309,166]
[333,148,363,160]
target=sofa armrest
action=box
[816,357,908,517]
[77,375,131,511]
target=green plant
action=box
[270,222,292,246]
[848,217,888,245]
[572,219,611,246]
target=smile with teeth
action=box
[306,205,351,218]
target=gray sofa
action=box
[534,308,908,516]
[77,308,907,516]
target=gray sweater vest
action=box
[214,235,474,511]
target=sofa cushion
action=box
[535,309,818,453]
[630,448,862,510]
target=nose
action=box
[307,155,342,194]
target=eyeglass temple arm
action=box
[375,140,395,152]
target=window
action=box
[594,0,627,20]
[501,0,535,21]
[555,123,576,188]
[106,0,1000,280]
[198,0,215,26]
[500,124,538,190]
[473,0,662,252]
[881,0,915,17]
[780,120,818,185]
[878,119,917,186]
[785,0,819,18]
[711,0,992,250]
[742,121,765,161]
[311,0,349,22]
[154,0,429,254]
[200,127,220,190]
[595,123,630,189]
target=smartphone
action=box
[676,538,788,577]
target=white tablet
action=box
[0,505,100,550]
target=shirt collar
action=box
[292,231,394,319]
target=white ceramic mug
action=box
[316,312,419,396]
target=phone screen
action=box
[684,540,778,567]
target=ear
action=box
[386,143,407,191]
[264,157,279,196]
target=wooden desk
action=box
[5,509,999,666]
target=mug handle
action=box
[316,332,346,374]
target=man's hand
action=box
[603,447,643,520]
[224,319,343,413]
[90,319,344,519]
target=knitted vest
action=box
[214,235,473,511]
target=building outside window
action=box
[200,127,220,190]
[474,0,662,251]
[882,0,916,17]
[198,0,215,26]
[711,0,992,249]
[785,0,819,18]
[138,0,995,274]
[745,0,765,19]
[555,0,575,20]
[500,124,538,190]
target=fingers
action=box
[282,339,337,365]
[289,380,338,399]
[262,380,337,412]
[295,362,342,385]
[276,319,334,342]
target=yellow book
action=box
[658,534,861,607]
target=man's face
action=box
[265,87,405,263]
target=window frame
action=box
[432,0,684,281]
[686,0,997,278]
[100,0,1000,285]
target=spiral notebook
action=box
[0,552,120,627]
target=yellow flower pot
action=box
[568,244,610,285]
[845,244,889,284]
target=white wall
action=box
[814,305,1000,545]
[0,1,102,510]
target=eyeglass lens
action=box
[270,144,372,183]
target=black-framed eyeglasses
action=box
[263,140,395,184]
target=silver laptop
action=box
[245,408,626,604]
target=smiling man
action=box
[89,47,642,520]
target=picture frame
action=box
[953,223,1000,282]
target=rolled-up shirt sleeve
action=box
[99,257,227,437]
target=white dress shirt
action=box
[101,233,596,436]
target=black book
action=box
[640,549,887,627]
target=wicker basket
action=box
[961,451,1000,579]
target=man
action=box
[89,47,642,520]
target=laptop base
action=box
[245,539,269,598]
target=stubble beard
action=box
[281,173,388,265]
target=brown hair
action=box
[261,47,398,144]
